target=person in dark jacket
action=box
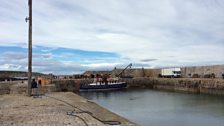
[31,79,37,88]
[31,79,38,96]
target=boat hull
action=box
[79,82,127,91]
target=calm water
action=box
[78,88,224,126]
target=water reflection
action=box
[78,88,224,126]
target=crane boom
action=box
[117,63,132,77]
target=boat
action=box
[79,63,131,91]
[79,81,127,91]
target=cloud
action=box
[33,53,53,59]
[0,0,224,74]
[0,46,125,74]
[140,59,158,62]
[0,64,22,71]
[2,52,27,60]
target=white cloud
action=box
[0,0,224,73]
[82,62,121,69]
[3,52,27,60]
[0,64,22,70]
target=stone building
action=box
[83,71,112,78]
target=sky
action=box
[0,0,224,75]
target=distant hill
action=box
[0,71,49,78]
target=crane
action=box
[117,63,132,77]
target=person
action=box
[31,79,38,96]
[103,74,108,85]
[99,75,102,85]
[38,80,42,86]
[96,74,99,84]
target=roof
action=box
[83,71,112,75]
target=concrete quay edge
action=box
[0,92,138,126]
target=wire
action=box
[74,115,88,126]
[67,111,88,126]
[44,95,121,125]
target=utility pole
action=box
[27,0,32,96]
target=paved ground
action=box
[0,92,138,126]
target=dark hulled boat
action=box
[79,82,127,91]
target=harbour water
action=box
[79,88,224,126]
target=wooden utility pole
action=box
[27,0,32,96]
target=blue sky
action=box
[0,0,224,74]
[0,46,126,74]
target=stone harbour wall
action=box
[50,78,224,95]
[53,79,93,92]
[122,77,224,95]
[52,78,224,95]
[1,78,224,96]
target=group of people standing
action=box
[94,74,119,85]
